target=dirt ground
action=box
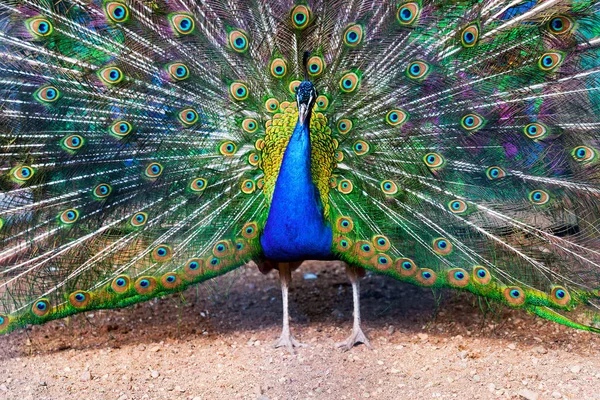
[1,261,600,400]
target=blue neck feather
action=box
[261,115,333,261]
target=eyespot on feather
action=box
[353,140,370,156]
[161,273,183,289]
[447,268,469,287]
[265,98,280,113]
[241,179,256,194]
[130,212,147,227]
[190,178,207,192]
[337,119,352,134]
[406,60,430,80]
[547,16,573,35]
[32,299,51,317]
[109,120,132,137]
[134,276,157,295]
[12,166,35,182]
[335,236,352,252]
[529,190,550,205]
[93,183,112,199]
[550,286,571,306]
[242,118,258,133]
[461,113,484,131]
[503,286,526,306]
[572,146,596,163]
[460,24,479,48]
[473,266,491,285]
[396,2,421,26]
[486,166,506,180]
[386,110,408,126]
[69,291,91,308]
[144,162,163,178]
[448,199,467,214]
[380,180,399,195]
[170,13,195,35]
[270,58,287,78]
[35,85,60,103]
[315,95,329,111]
[184,258,204,280]
[538,52,563,72]
[105,2,129,23]
[339,72,360,93]
[432,238,452,255]
[415,269,437,286]
[289,80,301,94]
[337,179,353,194]
[307,56,325,77]
[98,66,124,85]
[27,17,53,37]
[166,63,190,81]
[111,275,131,293]
[343,24,364,47]
[372,235,391,252]
[230,82,249,101]
[423,153,445,169]
[229,30,249,53]
[62,135,84,151]
[152,245,172,262]
[219,141,237,156]
[395,258,417,277]
[523,122,548,139]
[354,241,375,259]
[0,314,10,332]
[242,222,258,239]
[291,5,311,29]
[336,216,354,233]
[371,254,392,271]
[178,108,199,126]
[59,209,79,224]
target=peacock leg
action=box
[273,262,306,353]
[336,263,372,351]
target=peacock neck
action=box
[260,115,333,261]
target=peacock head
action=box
[296,80,317,125]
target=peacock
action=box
[1,0,600,353]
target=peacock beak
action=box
[298,102,309,125]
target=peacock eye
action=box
[241,179,256,194]
[27,17,53,37]
[406,60,430,80]
[336,216,354,233]
[538,52,563,71]
[338,179,353,194]
[523,122,548,139]
[460,113,485,131]
[572,146,596,163]
[35,85,60,103]
[152,244,172,262]
[373,235,390,251]
[145,162,163,178]
[109,120,132,137]
[62,135,84,151]
[353,140,370,156]
[105,2,129,23]
[432,238,452,255]
[130,212,147,227]
[242,118,258,133]
[229,30,249,53]
[170,13,195,35]
[315,95,329,111]
[548,16,573,35]
[448,199,467,214]
[423,152,445,169]
[13,166,34,182]
[98,66,124,85]
[307,56,324,77]
[380,179,398,195]
[178,108,199,126]
[344,24,364,47]
[167,63,189,81]
[396,258,417,276]
[93,183,112,199]
[460,24,479,48]
[486,166,506,180]
[32,299,51,316]
[190,177,208,192]
[337,119,353,134]
[230,82,249,101]
[270,58,287,78]
[219,141,237,156]
[386,109,408,126]
[339,72,360,93]
[551,286,571,305]
[264,98,280,113]
[503,286,525,305]
[59,208,79,224]
[529,189,550,205]
[242,222,258,239]
[291,5,311,30]
[396,2,420,26]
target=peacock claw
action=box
[335,327,373,351]
[272,333,306,354]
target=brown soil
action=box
[1,261,599,400]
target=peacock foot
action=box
[335,327,373,351]
[272,332,306,354]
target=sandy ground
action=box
[1,261,600,400]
